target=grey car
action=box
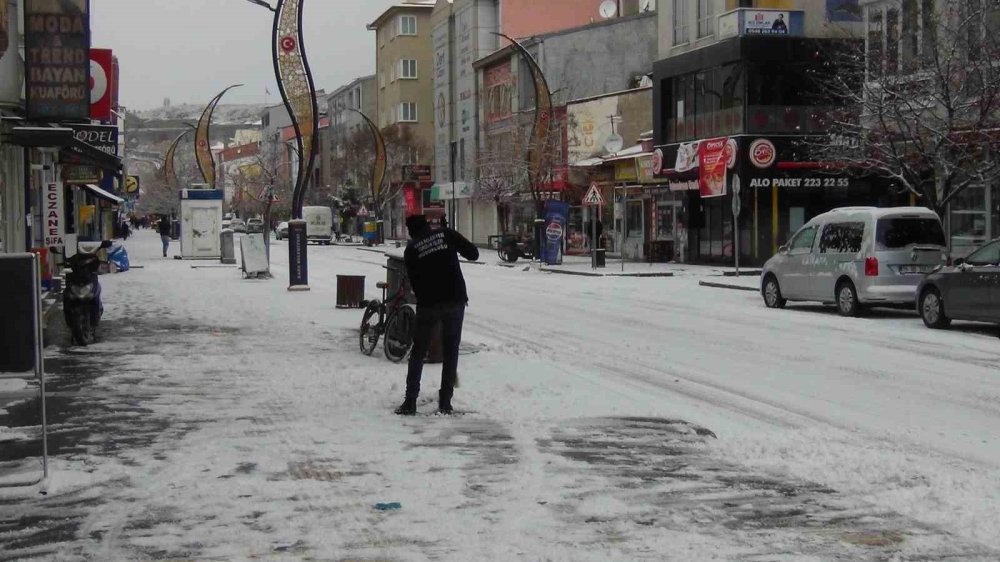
[917,238,1000,328]
[761,207,947,316]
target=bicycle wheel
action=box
[359,302,382,355]
[383,305,416,363]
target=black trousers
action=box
[405,301,466,401]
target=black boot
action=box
[438,389,453,414]
[394,397,416,416]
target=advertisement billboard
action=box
[698,137,729,198]
[541,200,569,265]
[24,0,91,122]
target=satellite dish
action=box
[599,0,618,19]
[604,133,624,154]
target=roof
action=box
[814,206,938,220]
[367,1,435,30]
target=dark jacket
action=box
[158,219,171,236]
[404,228,479,306]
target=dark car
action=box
[917,238,1000,328]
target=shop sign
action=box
[44,181,64,248]
[743,11,792,36]
[749,138,776,169]
[698,137,728,198]
[90,48,113,121]
[483,59,513,125]
[402,164,433,183]
[669,180,698,192]
[62,165,100,184]
[637,154,658,184]
[24,0,91,122]
[614,160,638,182]
[748,176,850,189]
[403,185,421,216]
[651,148,664,175]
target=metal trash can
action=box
[220,229,236,264]
[385,255,441,363]
[592,248,606,268]
[170,219,180,240]
[336,275,365,308]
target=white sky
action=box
[90,0,399,111]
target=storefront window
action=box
[626,200,643,238]
[950,184,990,256]
[655,198,675,241]
[667,63,744,142]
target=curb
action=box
[698,280,759,292]
[539,268,674,278]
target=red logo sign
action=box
[546,222,563,241]
[280,36,297,52]
[725,138,738,170]
[651,148,663,175]
[749,139,776,169]
[90,49,113,121]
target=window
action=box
[667,63,744,142]
[819,222,865,254]
[875,218,946,250]
[697,0,714,39]
[868,10,884,76]
[902,0,918,69]
[885,8,900,74]
[399,14,417,36]
[965,240,1000,266]
[788,226,817,255]
[353,87,362,109]
[399,102,417,122]
[920,0,936,65]
[673,0,689,45]
[399,59,417,79]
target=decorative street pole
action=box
[352,109,387,244]
[163,128,192,190]
[245,0,319,290]
[195,84,242,190]
[494,33,553,260]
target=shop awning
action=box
[83,183,124,204]
[9,126,123,179]
[602,145,650,162]
[570,157,604,167]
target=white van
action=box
[761,207,947,316]
[302,206,335,245]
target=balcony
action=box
[717,9,805,39]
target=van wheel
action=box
[920,288,951,329]
[836,281,863,317]
[762,275,786,309]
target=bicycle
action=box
[359,277,417,362]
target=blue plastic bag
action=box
[108,245,130,272]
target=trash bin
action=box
[592,248,606,268]
[170,219,180,241]
[385,255,441,363]
[364,221,379,246]
[336,275,365,308]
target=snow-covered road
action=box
[2,229,998,561]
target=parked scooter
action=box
[62,241,112,346]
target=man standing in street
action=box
[395,214,479,415]
[158,215,172,257]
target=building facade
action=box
[652,0,882,266]
[369,1,437,238]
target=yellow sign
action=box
[125,175,140,194]
[614,160,638,182]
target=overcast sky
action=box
[91,0,399,111]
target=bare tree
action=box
[810,0,1000,218]
[329,124,428,217]
[473,129,530,234]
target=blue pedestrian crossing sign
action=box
[582,183,605,206]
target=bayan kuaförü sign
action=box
[24,0,91,122]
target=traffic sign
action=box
[582,183,606,206]
[357,205,370,218]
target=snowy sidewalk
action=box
[0,230,996,561]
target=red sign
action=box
[699,137,729,198]
[403,186,421,216]
[749,138,777,169]
[90,48,113,121]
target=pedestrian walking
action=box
[158,215,171,257]
[395,214,479,415]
